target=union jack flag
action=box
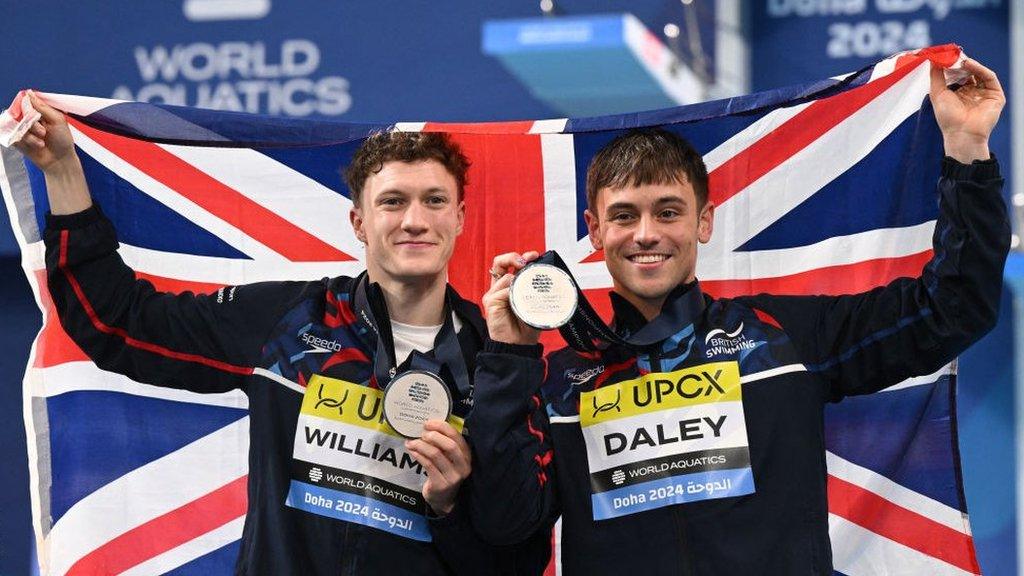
[0,44,981,575]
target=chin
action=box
[392,265,445,281]
[635,276,683,297]
[638,287,675,302]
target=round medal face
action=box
[382,370,453,438]
[509,263,579,330]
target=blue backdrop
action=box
[0,2,1016,574]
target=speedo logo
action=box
[301,332,343,353]
[704,322,759,358]
[565,365,605,386]
[215,286,237,303]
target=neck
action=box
[631,297,665,323]
[614,289,666,322]
[371,271,448,326]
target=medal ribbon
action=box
[352,274,471,396]
[530,251,706,352]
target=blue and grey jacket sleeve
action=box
[748,156,1008,399]
[466,339,559,546]
[44,205,308,393]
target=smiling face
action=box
[350,159,465,286]
[585,175,714,319]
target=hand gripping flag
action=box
[0,44,982,575]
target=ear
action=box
[455,199,465,236]
[697,201,715,244]
[350,207,366,243]
[584,209,603,250]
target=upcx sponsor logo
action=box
[633,368,727,405]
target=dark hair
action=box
[344,131,470,206]
[585,128,709,214]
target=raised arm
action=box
[12,92,92,214]
[750,58,1009,398]
[17,92,304,393]
[464,251,560,544]
[932,57,1005,163]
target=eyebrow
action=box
[377,186,451,197]
[604,196,687,212]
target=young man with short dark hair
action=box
[468,59,1008,575]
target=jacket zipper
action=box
[648,346,694,576]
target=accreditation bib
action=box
[285,374,463,541]
[580,361,754,520]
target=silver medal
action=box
[509,263,579,330]
[382,370,453,438]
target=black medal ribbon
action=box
[529,251,706,352]
[351,274,471,397]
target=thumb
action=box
[928,62,948,102]
[28,91,65,124]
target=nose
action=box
[633,214,659,247]
[401,200,429,234]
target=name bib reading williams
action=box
[285,374,463,541]
[579,361,754,520]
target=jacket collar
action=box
[610,281,703,339]
[345,271,486,358]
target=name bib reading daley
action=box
[285,374,463,541]
[579,361,754,520]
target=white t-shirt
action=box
[390,314,463,366]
